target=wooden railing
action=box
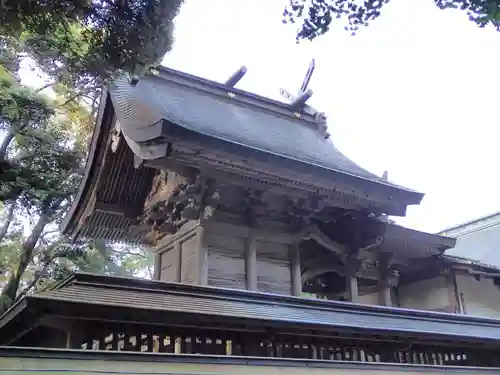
[78,327,497,367]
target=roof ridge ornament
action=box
[280,59,330,139]
[224,66,247,88]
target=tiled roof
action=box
[110,68,420,194]
[3,272,500,343]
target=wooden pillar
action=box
[153,252,162,281]
[196,225,208,286]
[290,243,302,296]
[174,242,182,282]
[379,282,393,307]
[345,257,359,302]
[378,253,397,307]
[66,329,84,349]
[245,233,258,291]
[445,268,461,314]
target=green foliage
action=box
[0,73,82,206]
[0,228,152,302]
[0,37,20,75]
[0,57,152,314]
[283,0,500,40]
[0,74,54,135]
[11,130,83,211]
[1,0,183,90]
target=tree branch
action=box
[33,82,57,95]
[0,203,16,244]
[0,130,15,160]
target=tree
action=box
[1,0,183,106]
[0,63,153,313]
[0,0,173,315]
[283,0,500,40]
[0,230,153,311]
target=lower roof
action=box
[2,272,500,346]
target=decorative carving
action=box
[284,195,329,231]
[387,269,400,288]
[129,171,208,241]
[360,258,380,272]
[378,252,400,288]
[110,129,121,153]
[243,189,270,226]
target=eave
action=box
[3,272,500,346]
[112,68,423,208]
[381,224,457,261]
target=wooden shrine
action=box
[60,66,455,305]
[3,65,500,373]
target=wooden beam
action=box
[445,269,461,314]
[196,225,208,286]
[153,252,161,281]
[245,232,258,291]
[378,253,394,307]
[174,242,182,282]
[345,258,359,303]
[290,244,301,296]
[379,285,393,307]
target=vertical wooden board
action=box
[181,235,199,284]
[160,265,174,282]
[206,232,246,252]
[208,248,246,289]
[206,233,246,290]
[159,247,179,282]
[256,240,292,295]
[160,247,175,270]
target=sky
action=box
[15,0,500,234]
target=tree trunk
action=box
[0,203,15,244]
[0,130,15,160]
[0,213,50,312]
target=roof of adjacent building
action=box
[439,211,500,237]
[2,272,500,346]
[382,223,455,260]
[439,211,500,270]
[443,254,500,273]
[61,66,425,243]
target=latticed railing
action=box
[79,326,497,367]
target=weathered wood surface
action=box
[180,235,198,285]
[4,351,495,375]
[11,322,493,370]
[206,232,246,290]
[256,240,292,295]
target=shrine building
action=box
[1,66,500,374]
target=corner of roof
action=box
[51,272,79,290]
[0,297,29,331]
[59,87,113,238]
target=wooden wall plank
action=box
[256,240,292,295]
[206,232,246,290]
[181,235,199,284]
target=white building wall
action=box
[398,276,450,311]
[455,273,500,319]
